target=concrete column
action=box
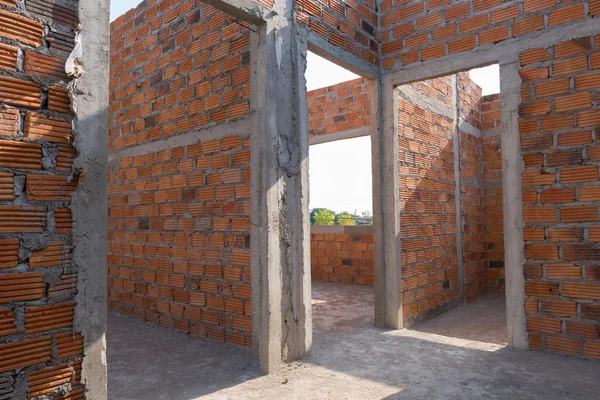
[499,60,528,349]
[72,0,110,398]
[373,75,402,329]
[451,74,465,301]
[250,0,312,373]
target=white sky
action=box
[110,3,499,215]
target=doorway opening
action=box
[305,51,375,335]
[396,65,507,346]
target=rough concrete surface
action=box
[108,282,598,399]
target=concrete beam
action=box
[386,17,600,85]
[372,79,402,329]
[308,126,370,145]
[107,118,252,164]
[250,0,311,374]
[499,60,527,349]
[451,74,465,302]
[307,32,380,79]
[396,84,453,119]
[72,0,110,398]
[203,0,272,25]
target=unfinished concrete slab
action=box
[311,280,374,333]
[416,295,508,346]
[108,310,598,399]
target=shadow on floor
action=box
[108,282,597,399]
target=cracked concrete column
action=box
[373,75,402,329]
[72,0,110,398]
[250,0,312,373]
[499,60,528,349]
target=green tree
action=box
[336,212,356,226]
[312,209,335,226]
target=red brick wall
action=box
[307,78,371,137]
[109,0,250,151]
[310,227,374,284]
[380,0,600,69]
[398,90,459,322]
[296,0,379,66]
[481,94,505,293]
[108,0,253,348]
[0,2,84,398]
[519,34,600,359]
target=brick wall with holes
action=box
[307,78,371,137]
[397,87,459,323]
[0,1,85,398]
[481,94,505,293]
[109,0,250,151]
[296,0,379,66]
[310,228,374,284]
[519,34,600,359]
[380,0,600,70]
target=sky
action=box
[110,3,499,215]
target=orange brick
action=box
[560,166,598,183]
[0,10,43,47]
[546,336,581,355]
[527,316,561,333]
[548,3,585,26]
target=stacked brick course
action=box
[108,0,253,348]
[310,227,374,284]
[307,77,371,137]
[0,0,84,398]
[381,0,600,69]
[519,34,600,358]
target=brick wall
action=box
[296,0,379,66]
[310,226,374,285]
[519,34,600,359]
[481,94,505,293]
[108,0,253,348]
[397,88,459,323]
[307,78,371,137]
[380,0,600,70]
[109,0,250,151]
[458,73,488,302]
[0,1,85,398]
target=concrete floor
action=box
[108,281,598,399]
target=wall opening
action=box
[305,51,375,335]
[395,65,507,345]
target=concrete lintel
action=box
[310,225,374,235]
[203,0,271,25]
[72,0,110,398]
[396,84,453,119]
[308,126,370,145]
[307,32,380,79]
[499,60,527,350]
[107,118,252,164]
[386,17,600,85]
[373,79,402,329]
[250,0,311,374]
